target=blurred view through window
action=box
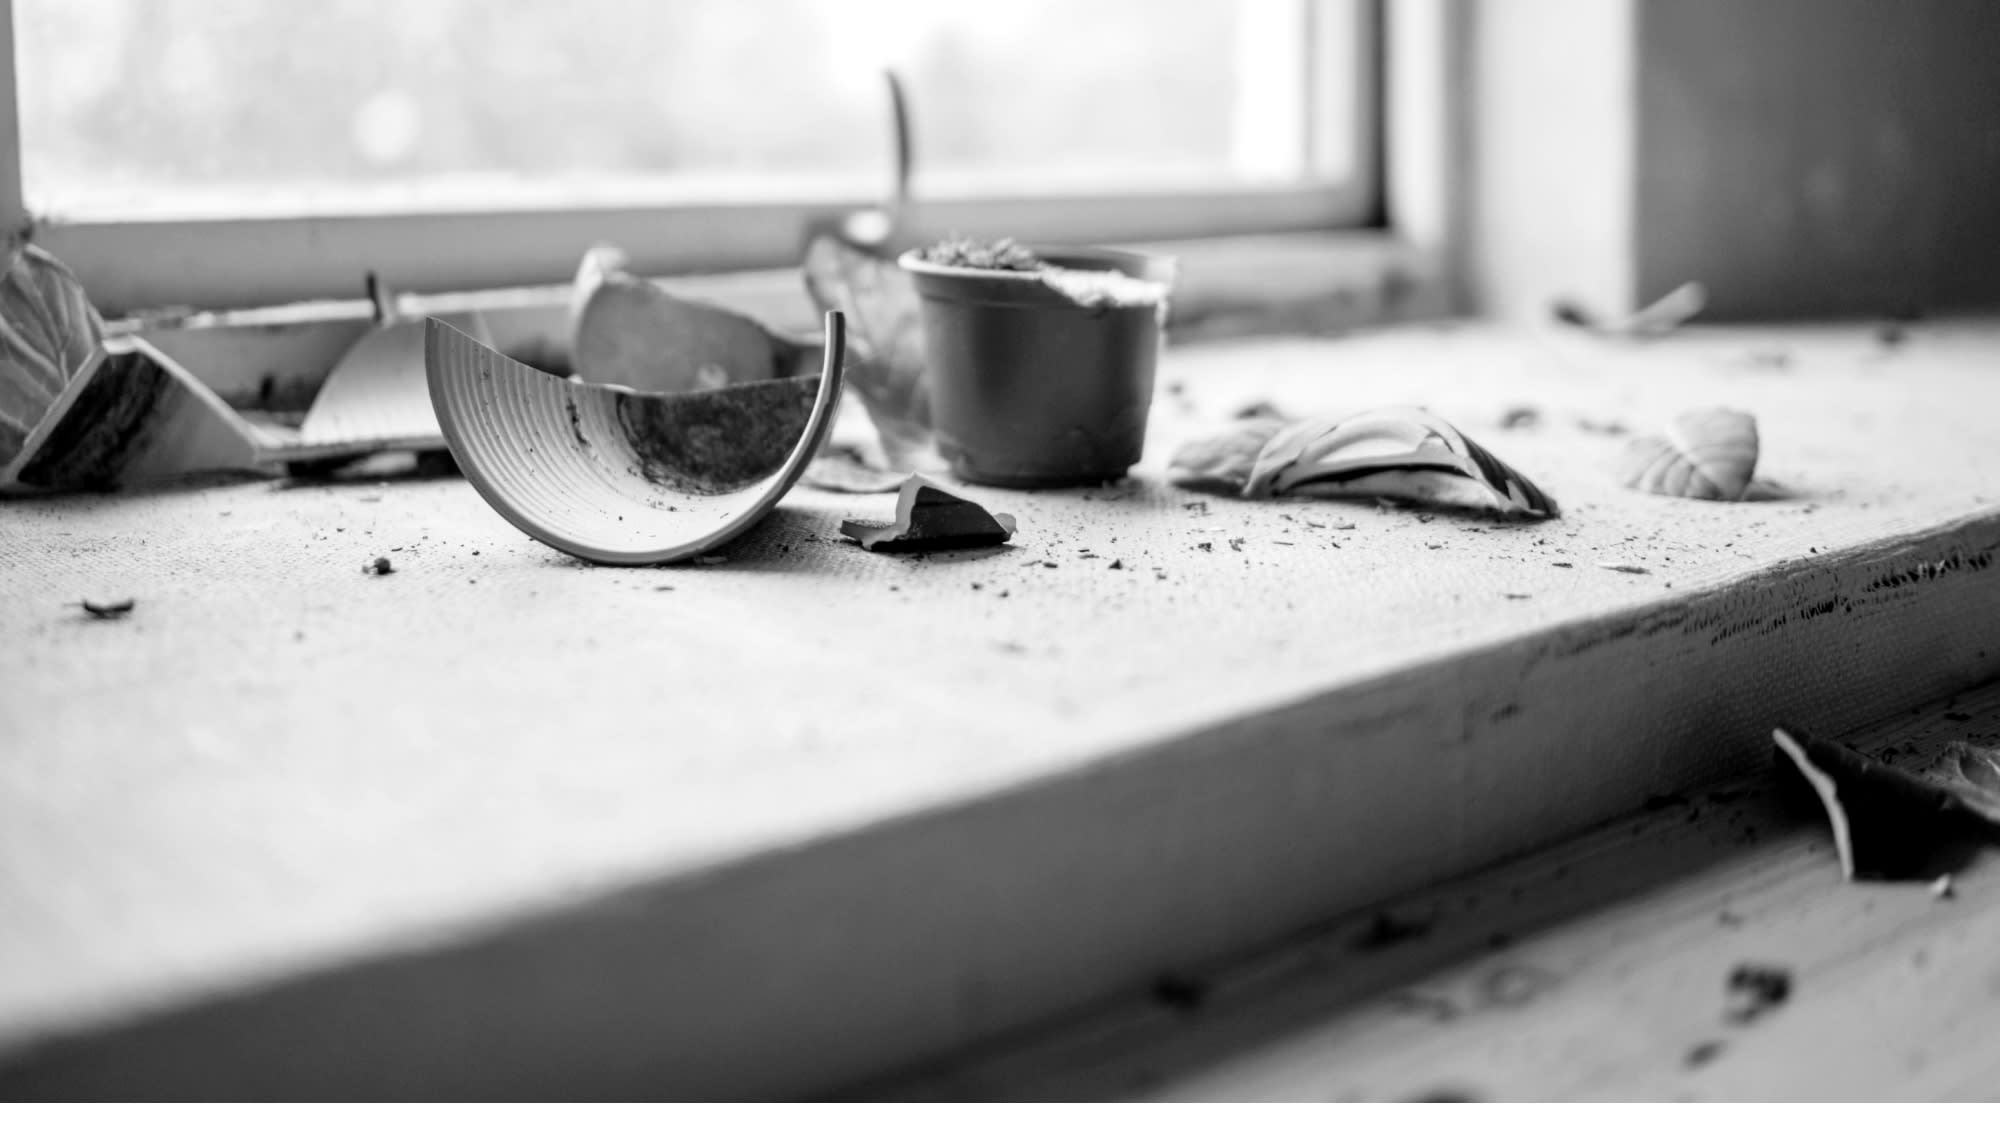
[18,0,1365,222]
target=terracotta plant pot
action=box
[899,246,1176,488]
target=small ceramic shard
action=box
[840,474,1017,552]
[800,235,939,468]
[1166,418,1286,494]
[269,273,495,463]
[1616,408,1759,502]
[426,312,847,566]
[572,245,809,394]
[2,336,266,494]
[1242,407,1559,520]
[1771,725,2000,881]
[1,243,106,464]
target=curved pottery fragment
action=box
[2,336,264,494]
[1245,406,1558,519]
[1,243,106,464]
[427,312,846,566]
[1616,407,1758,501]
[571,245,811,393]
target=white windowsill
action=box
[4,318,1998,1097]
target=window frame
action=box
[1,0,1382,316]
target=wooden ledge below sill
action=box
[2,320,1998,1098]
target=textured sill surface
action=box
[1,320,1997,1096]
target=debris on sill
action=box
[271,272,491,465]
[1168,406,1558,520]
[573,245,811,394]
[1551,281,1706,339]
[802,234,938,471]
[1724,963,1793,1025]
[1615,408,1760,502]
[802,446,911,494]
[3,245,476,493]
[1771,725,2000,881]
[424,310,847,566]
[78,597,136,620]
[840,474,1018,553]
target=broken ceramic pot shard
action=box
[2,335,266,494]
[1616,408,1759,502]
[1771,725,2000,881]
[1552,281,1707,338]
[801,234,938,469]
[572,245,812,394]
[1165,418,1286,495]
[1,243,107,465]
[426,312,847,566]
[270,315,497,465]
[840,474,1017,552]
[1239,407,1559,519]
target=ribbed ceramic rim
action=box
[425,311,846,566]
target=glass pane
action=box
[18,0,1357,221]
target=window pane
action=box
[18,0,1358,221]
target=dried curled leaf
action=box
[1772,725,2000,880]
[571,245,807,393]
[1552,281,1707,338]
[803,446,910,494]
[1243,407,1559,519]
[1616,408,1759,502]
[801,235,936,468]
[840,474,1017,552]
[1,244,106,464]
[1165,418,1285,494]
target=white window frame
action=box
[1,0,1384,316]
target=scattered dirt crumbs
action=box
[1724,962,1792,1024]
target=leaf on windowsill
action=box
[1,243,107,465]
[79,597,136,620]
[570,245,812,394]
[1170,407,1557,519]
[800,235,942,471]
[1615,407,1760,502]
[804,445,910,494]
[1165,417,1286,495]
[840,474,1017,553]
[1771,725,2000,881]
[1551,281,1707,338]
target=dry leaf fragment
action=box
[572,245,809,394]
[1165,418,1286,494]
[803,446,910,494]
[1244,407,1559,519]
[1771,725,2000,880]
[1552,281,1707,338]
[801,235,936,468]
[1617,408,1759,502]
[840,474,1017,552]
[1,243,106,464]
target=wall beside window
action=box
[1635,0,2000,320]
